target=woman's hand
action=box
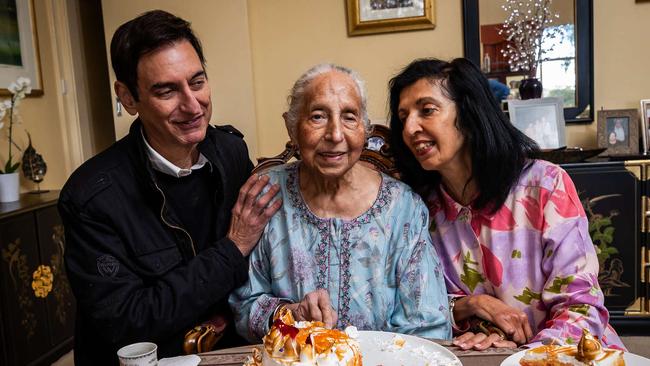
[454,294,533,345]
[228,174,282,256]
[285,289,338,328]
[453,331,517,350]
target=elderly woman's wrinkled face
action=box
[294,71,365,179]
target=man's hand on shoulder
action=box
[227,174,281,256]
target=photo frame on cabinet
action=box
[640,99,650,154]
[507,97,566,149]
[597,109,639,156]
[346,0,435,36]
[0,0,42,96]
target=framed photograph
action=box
[597,109,639,156]
[0,0,42,96]
[507,97,566,149]
[346,0,435,36]
[640,99,650,154]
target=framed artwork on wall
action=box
[346,0,435,36]
[0,0,42,96]
[597,109,639,156]
[507,97,566,149]
[640,99,650,154]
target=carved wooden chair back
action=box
[252,124,399,179]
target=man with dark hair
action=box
[59,10,281,365]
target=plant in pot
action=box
[0,77,31,203]
[500,0,563,99]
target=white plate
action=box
[358,331,461,366]
[159,354,200,366]
[500,349,650,366]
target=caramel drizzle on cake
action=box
[263,307,362,366]
[520,329,625,366]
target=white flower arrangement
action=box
[499,0,563,77]
[0,77,31,174]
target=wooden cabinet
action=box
[0,192,74,366]
[563,161,650,335]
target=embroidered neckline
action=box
[285,162,390,224]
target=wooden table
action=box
[199,341,519,366]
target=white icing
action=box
[378,334,406,352]
[262,346,356,366]
[293,321,310,329]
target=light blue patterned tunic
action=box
[229,162,451,343]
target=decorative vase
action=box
[0,172,20,203]
[519,77,543,100]
[22,132,49,194]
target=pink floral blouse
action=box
[427,159,624,349]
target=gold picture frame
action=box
[346,0,435,36]
[0,0,43,96]
[597,109,639,156]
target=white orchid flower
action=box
[8,82,18,94]
[1,76,32,173]
[18,77,32,95]
[8,77,32,96]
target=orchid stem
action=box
[7,95,14,168]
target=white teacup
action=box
[117,342,158,366]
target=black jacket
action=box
[59,121,253,365]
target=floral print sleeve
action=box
[228,224,290,343]
[428,160,624,349]
[387,194,451,339]
[533,167,621,347]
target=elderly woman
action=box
[387,58,624,350]
[230,64,451,342]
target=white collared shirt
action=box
[141,129,210,178]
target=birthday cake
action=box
[519,329,624,366]
[246,306,362,366]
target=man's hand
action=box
[454,294,532,345]
[452,331,517,350]
[285,289,338,329]
[228,174,281,256]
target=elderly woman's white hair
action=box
[283,64,370,140]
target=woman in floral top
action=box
[229,64,450,342]
[387,58,624,350]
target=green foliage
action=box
[1,160,20,174]
[547,87,576,108]
[585,197,619,268]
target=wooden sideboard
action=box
[563,160,650,335]
[0,191,74,366]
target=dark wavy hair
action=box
[388,58,539,213]
[110,10,206,101]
